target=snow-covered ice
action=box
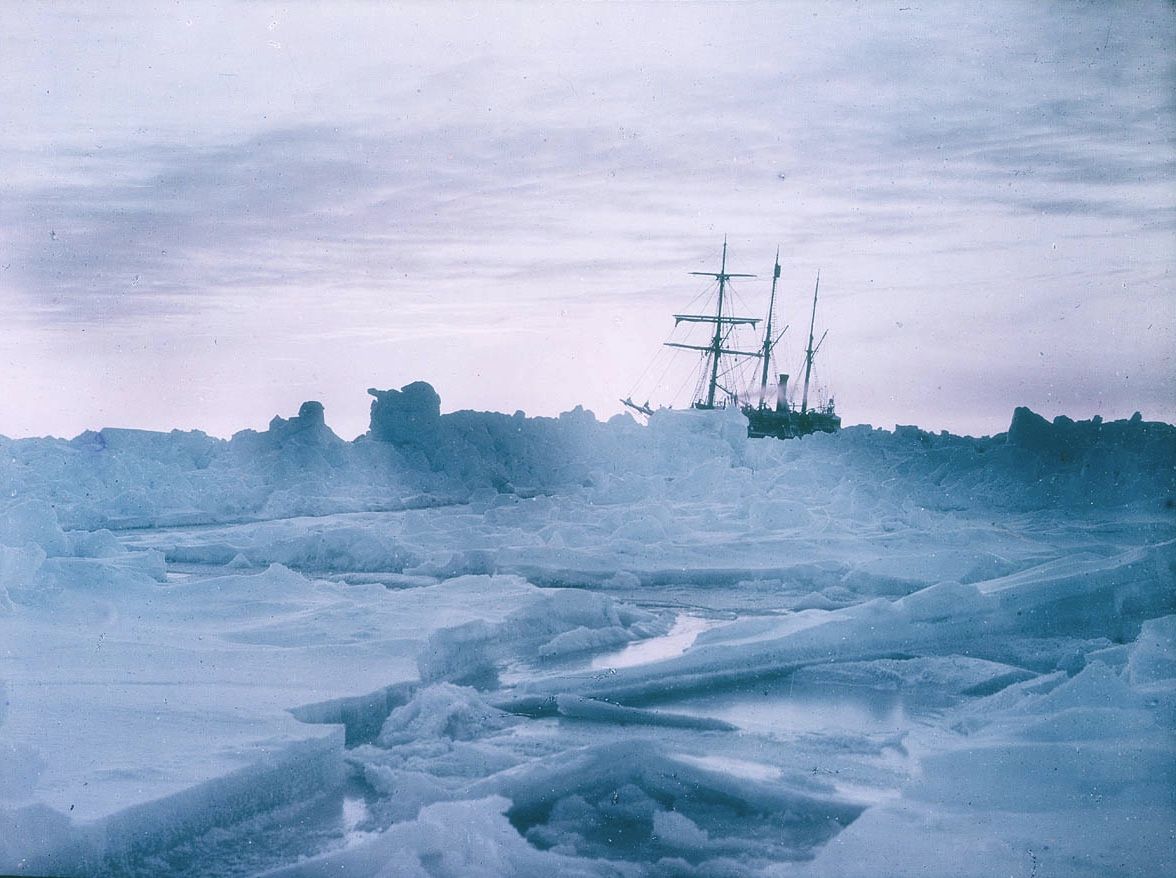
[1,385,1173,876]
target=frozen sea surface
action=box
[1,392,1174,876]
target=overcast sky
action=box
[2,1,1172,438]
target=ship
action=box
[622,239,841,439]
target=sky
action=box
[1,0,1173,439]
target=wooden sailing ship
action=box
[623,240,841,439]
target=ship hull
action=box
[744,406,841,440]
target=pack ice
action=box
[1,386,1173,877]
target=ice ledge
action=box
[2,723,344,875]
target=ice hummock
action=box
[1,383,1173,876]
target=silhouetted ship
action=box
[623,240,840,439]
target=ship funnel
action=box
[776,374,790,412]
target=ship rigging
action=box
[622,240,841,439]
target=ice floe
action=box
[1,385,1172,875]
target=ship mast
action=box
[757,248,781,409]
[664,238,758,409]
[800,270,824,415]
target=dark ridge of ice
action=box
[1,384,1173,533]
[367,382,441,447]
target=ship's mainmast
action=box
[757,248,787,409]
[665,239,759,409]
[800,271,828,415]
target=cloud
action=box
[0,1,1172,436]
[7,2,1169,319]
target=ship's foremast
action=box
[664,238,759,409]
